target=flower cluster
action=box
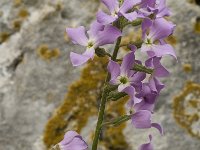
[63,0,176,150]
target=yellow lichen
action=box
[36,44,60,60]
[0,32,10,43]
[173,81,200,139]
[183,64,192,73]
[18,8,29,19]
[12,19,22,31]
[13,0,22,7]
[194,17,200,33]
[166,35,177,46]
[43,56,128,149]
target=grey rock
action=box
[0,0,200,150]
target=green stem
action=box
[91,36,122,150]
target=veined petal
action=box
[87,21,104,39]
[66,26,88,46]
[132,110,152,129]
[157,0,171,18]
[70,49,94,66]
[122,11,138,22]
[120,0,141,13]
[149,18,176,41]
[141,44,153,52]
[121,51,135,75]
[101,0,119,13]
[107,60,120,82]
[151,123,164,135]
[96,10,117,25]
[150,44,177,59]
[139,135,153,150]
[95,25,121,46]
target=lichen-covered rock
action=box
[0,0,200,150]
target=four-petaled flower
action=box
[66,21,121,66]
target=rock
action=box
[0,0,199,150]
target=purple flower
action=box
[107,51,146,91]
[66,21,121,66]
[145,56,169,78]
[58,131,88,150]
[97,0,142,24]
[141,18,176,59]
[134,77,164,112]
[131,109,163,134]
[139,135,153,150]
[147,0,171,19]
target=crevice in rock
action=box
[7,52,24,73]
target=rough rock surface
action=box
[0,0,200,150]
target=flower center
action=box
[145,38,152,45]
[87,41,94,48]
[120,76,128,84]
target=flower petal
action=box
[120,0,141,13]
[122,11,138,21]
[66,26,88,46]
[132,110,152,129]
[87,21,104,39]
[121,51,135,75]
[101,0,119,13]
[96,10,117,25]
[149,44,177,59]
[149,18,175,41]
[95,25,121,46]
[151,123,164,135]
[70,49,94,66]
[134,100,155,112]
[59,131,79,145]
[139,135,154,150]
[107,60,120,82]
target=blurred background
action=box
[0,0,200,150]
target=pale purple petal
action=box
[118,83,129,92]
[101,0,119,12]
[129,72,146,83]
[120,0,141,13]
[141,44,153,52]
[59,131,88,150]
[142,18,153,39]
[140,0,156,8]
[123,86,142,107]
[149,44,177,59]
[122,11,138,21]
[149,18,175,41]
[151,123,164,135]
[149,77,164,93]
[139,135,153,150]
[96,10,117,25]
[107,60,120,82]
[157,0,171,18]
[60,131,79,145]
[70,49,94,66]
[87,21,104,39]
[121,51,135,75]
[66,26,88,46]
[134,100,155,112]
[95,25,121,46]
[132,110,152,129]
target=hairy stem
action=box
[91,36,122,150]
